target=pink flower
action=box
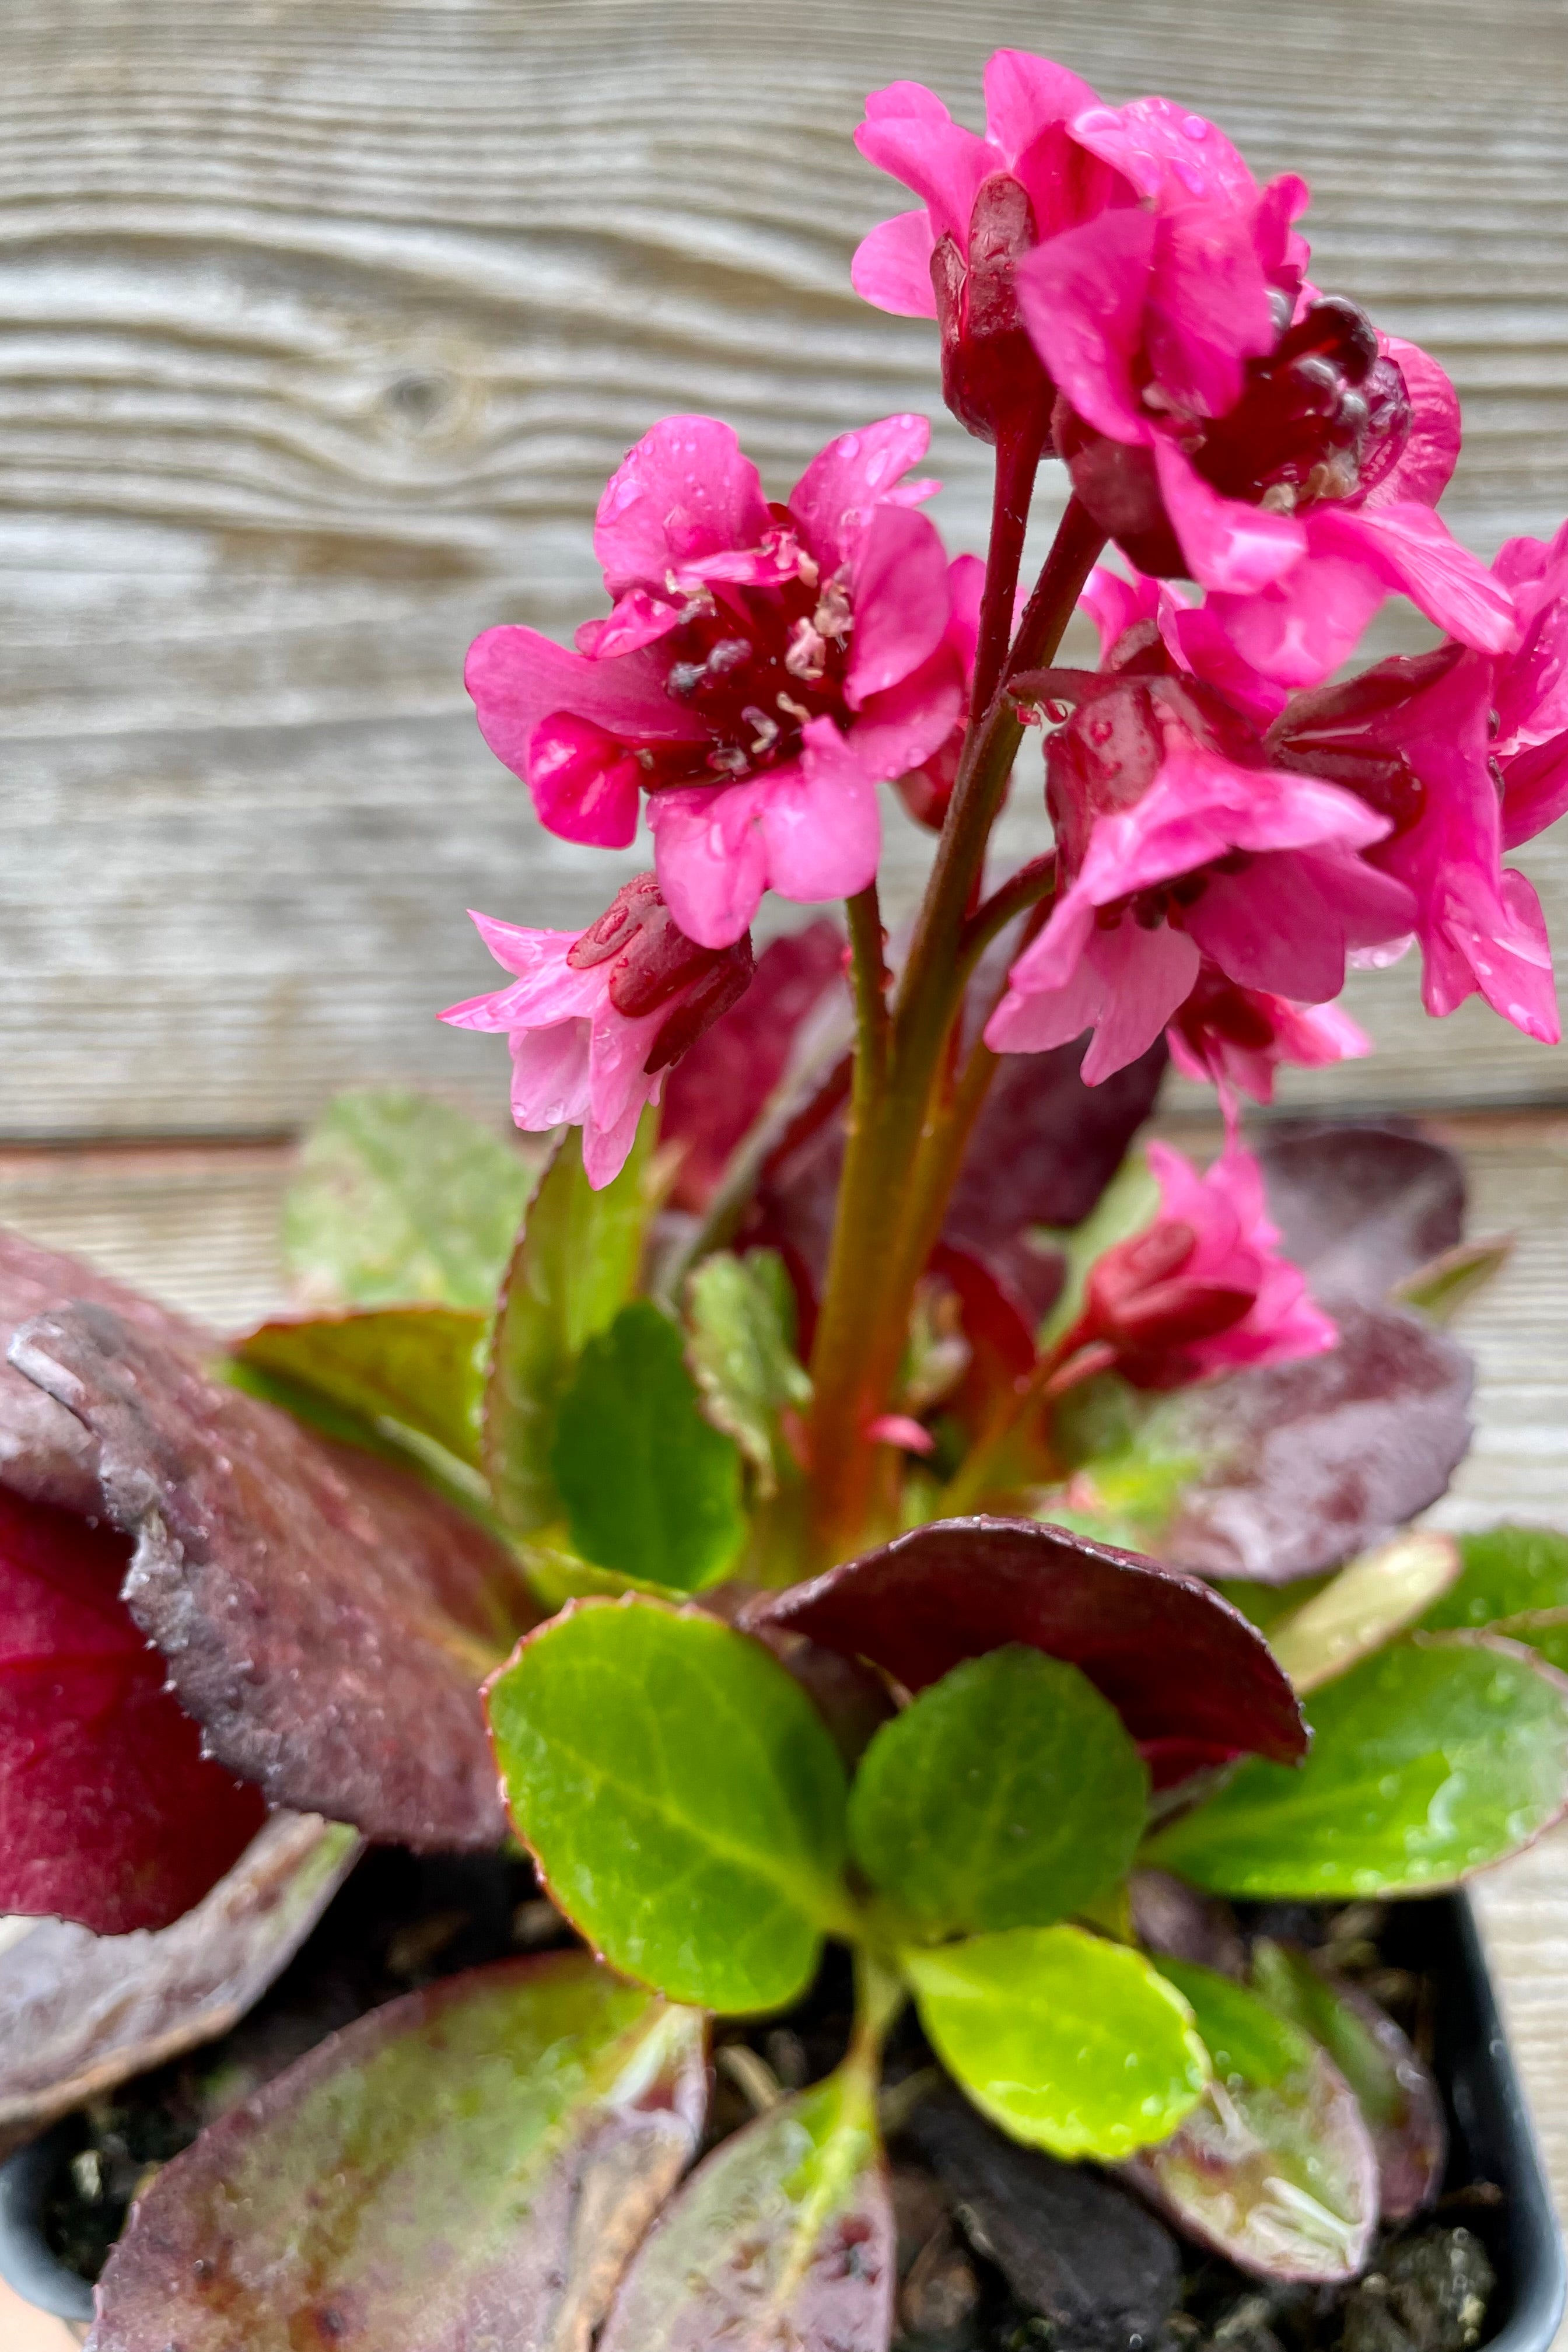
[895,552,984,828]
[466,415,967,949]
[851,54,1129,446]
[1269,643,1560,1044]
[440,875,754,1186]
[1492,519,1568,847]
[984,662,1414,1081]
[1167,967,1373,1102]
[1076,1140,1336,1388]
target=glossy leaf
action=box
[282,1086,534,1311]
[13,1303,538,1849]
[686,1250,811,1499]
[660,920,848,1213]
[0,1812,360,2141]
[1128,1958,1378,2283]
[1154,1304,1474,1581]
[751,1516,1306,1772]
[0,1481,267,1934]
[1255,1124,1465,1310]
[552,1302,746,1590]
[848,1647,1147,1935]
[599,2060,892,2352]
[233,1304,488,1469]
[1269,1534,1461,1695]
[487,1598,850,2011]
[1147,1633,1568,1895]
[484,1121,653,1535]
[0,1227,211,1517]
[1421,1525,1568,1672]
[1251,1938,1446,2219]
[904,1924,1208,2161]
[87,1953,708,2352]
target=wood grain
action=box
[1,0,1567,1137]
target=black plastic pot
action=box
[0,1890,1562,2347]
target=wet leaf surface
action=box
[552,1302,744,1591]
[488,1598,850,2012]
[0,1481,267,1936]
[282,1087,536,1311]
[905,1925,1208,2161]
[1269,1535,1461,1695]
[1254,1125,1465,1311]
[905,2081,1181,2352]
[0,1228,211,1517]
[12,1303,538,1849]
[750,1517,1306,1771]
[1154,1306,1474,1582]
[1251,1939,1446,2220]
[484,1124,653,1536]
[685,1250,811,1500]
[598,2059,892,2352]
[1420,1524,1568,1671]
[1128,1959,1378,2283]
[849,1648,1147,1935]
[0,1812,360,2144]
[233,1304,488,1468]
[86,1952,708,2352]
[1147,1633,1568,1895]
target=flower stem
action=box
[845,881,889,1099]
[970,418,1048,722]
[805,494,1106,1560]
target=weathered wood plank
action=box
[0,0,1566,1135]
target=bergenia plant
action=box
[3,47,1568,2352]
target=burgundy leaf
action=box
[0,1482,267,1936]
[12,1303,539,1850]
[86,1953,708,2352]
[747,1517,1306,1768]
[1254,1122,1465,1311]
[660,921,847,1212]
[0,1228,211,1516]
[1156,1304,1474,1582]
[0,1811,359,2150]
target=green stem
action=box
[806,496,1105,1560]
[939,1329,1118,1516]
[845,881,890,1099]
[849,1944,908,2074]
[956,851,1057,987]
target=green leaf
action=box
[87,1953,707,2352]
[848,1648,1147,1937]
[598,2060,890,2352]
[233,1306,488,1469]
[1035,1150,1161,1348]
[1268,1534,1460,1695]
[485,1122,655,1535]
[1146,1633,1568,1896]
[1129,1957,1377,2282]
[1391,1236,1512,1324]
[283,1088,534,1311]
[903,1925,1207,2161]
[1037,1373,1200,1552]
[685,1250,811,1500]
[1420,1525,1568,1672]
[553,1301,745,1591]
[487,1598,852,2012]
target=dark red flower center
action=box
[1183,296,1412,514]
[654,536,855,786]
[567,873,755,1073]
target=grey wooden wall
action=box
[3,0,1568,1139]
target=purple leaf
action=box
[747,1517,1306,1770]
[1156,1304,1474,1582]
[86,1953,708,2352]
[12,1302,539,1850]
[1255,1123,1465,1310]
[0,1812,360,2153]
[598,2064,894,2352]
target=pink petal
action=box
[1203,554,1388,690]
[757,720,883,905]
[1014,120,1132,243]
[850,211,939,318]
[988,919,1200,1079]
[1017,207,1156,442]
[592,415,772,596]
[1252,173,1312,282]
[1308,503,1518,654]
[466,624,701,782]
[852,646,964,776]
[1364,337,1461,509]
[1189,845,1410,1001]
[1165,600,1294,723]
[526,712,645,847]
[508,1021,594,1130]
[1080,563,1167,662]
[580,1089,656,1191]
[982,50,1101,162]
[867,1413,936,1454]
[790,414,934,573]
[1146,198,1275,419]
[846,503,953,704]
[587,1001,666,1136]
[647,781,772,950]
[575,587,685,660]
[855,94,995,243]
[1069,96,1259,208]
[1502,732,1568,850]
[1423,863,1559,1042]
[1152,436,1306,593]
